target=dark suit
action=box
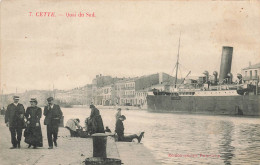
[5,103,25,147]
[115,119,138,142]
[115,120,124,141]
[43,104,63,147]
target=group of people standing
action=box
[4,95,144,149]
[5,96,63,149]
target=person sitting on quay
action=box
[105,126,111,133]
[115,115,144,143]
[65,118,82,137]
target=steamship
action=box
[146,46,260,116]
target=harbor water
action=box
[63,108,260,165]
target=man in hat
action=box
[5,96,25,149]
[43,97,63,149]
[115,115,126,141]
[115,115,144,143]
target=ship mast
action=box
[53,84,55,99]
[174,32,181,88]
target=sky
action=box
[1,0,260,94]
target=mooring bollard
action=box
[85,133,122,165]
[92,133,108,158]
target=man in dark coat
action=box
[43,97,63,149]
[115,115,125,141]
[5,96,25,149]
[115,115,144,143]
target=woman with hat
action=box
[24,98,43,149]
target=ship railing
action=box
[207,84,244,91]
[174,83,245,92]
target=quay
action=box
[72,105,148,111]
[0,116,159,165]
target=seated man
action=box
[65,118,82,137]
[115,115,144,143]
[105,126,112,133]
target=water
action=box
[62,108,260,165]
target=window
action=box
[245,71,247,77]
[255,70,258,78]
[250,70,252,79]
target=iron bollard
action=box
[85,133,122,165]
[92,133,108,158]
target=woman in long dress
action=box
[89,105,105,134]
[24,98,43,149]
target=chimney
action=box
[219,46,233,83]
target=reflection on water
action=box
[218,121,235,165]
[61,108,260,165]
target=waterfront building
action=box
[242,62,260,85]
[87,72,174,106]
[115,72,175,106]
[134,89,148,107]
[116,78,138,106]
[86,84,93,105]
[100,84,113,106]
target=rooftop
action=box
[242,62,260,70]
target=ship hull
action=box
[147,95,260,116]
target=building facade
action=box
[242,62,260,85]
[86,72,175,106]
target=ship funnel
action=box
[213,71,218,84]
[203,71,209,76]
[219,46,233,83]
[227,73,233,84]
[203,71,209,83]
